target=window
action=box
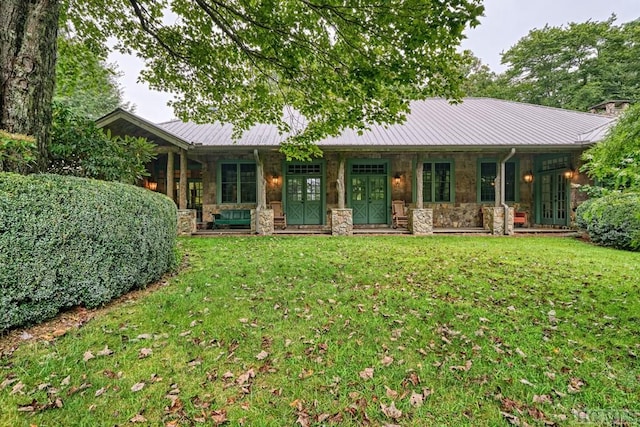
[423,161,453,203]
[478,160,517,202]
[219,162,256,203]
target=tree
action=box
[2,0,484,165]
[55,36,132,120]
[0,0,60,171]
[499,17,640,111]
[582,103,640,191]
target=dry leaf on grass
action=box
[131,382,145,392]
[381,402,402,420]
[359,367,374,380]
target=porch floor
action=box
[191,226,577,236]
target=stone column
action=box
[331,208,353,236]
[254,209,275,235]
[484,207,514,235]
[177,209,196,235]
[166,151,175,201]
[409,208,433,235]
[179,148,188,210]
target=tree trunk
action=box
[1,0,59,171]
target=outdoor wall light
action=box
[523,171,534,183]
[563,169,575,180]
[393,173,402,185]
[145,179,158,191]
[271,175,280,186]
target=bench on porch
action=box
[213,209,251,228]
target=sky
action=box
[108,0,639,123]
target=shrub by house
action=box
[0,173,177,331]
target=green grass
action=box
[1,236,639,426]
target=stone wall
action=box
[254,208,274,235]
[177,209,196,236]
[483,207,515,235]
[409,208,433,235]
[331,208,353,236]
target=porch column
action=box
[253,149,266,210]
[166,151,175,201]
[337,155,346,209]
[415,156,424,209]
[179,148,187,210]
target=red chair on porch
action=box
[514,211,527,227]
[392,200,408,229]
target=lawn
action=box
[1,236,639,426]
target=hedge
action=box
[0,173,177,331]
[575,191,640,251]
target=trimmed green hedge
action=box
[0,173,177,331]
[576,191,640,251]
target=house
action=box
[96,98,616,236]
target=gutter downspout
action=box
[500,148,516,235]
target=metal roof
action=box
[156,98,615,148]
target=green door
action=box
[535,155,571,227]
[285,164,323,225]
[351,175,387,225]
[539,172,568,226]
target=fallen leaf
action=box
[567,377,585,393]
[137,333,152,340]
[130,414,147,423]
[83,351,95,362]
[450,360,472,372]
[381,402,402,420]
[385,386,399,399]
[10,381,25,395]
[0,377,18,390]
[97,345,114,357]
[211,408,228,425]
[131,382,145,392]
[520,378,535,386]
[138,348,153,359]
[533,394,552,404]
[19,331,33,340]
[359,368,374,380]
[94,387,106,397]
[236,369,255,385]
[409,392,424,407]
[61,375,71,386]
[515,348,526,358]
[256,350,269,361]
[381,356,394,367]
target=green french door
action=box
[285,163,324,225]
[539,172,568,226]
[535,155,570,226]
[349,162,388,225]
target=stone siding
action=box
[254,208,274,235]
[331,209,353,236]
[177,209,196,235]
[409,208,433,235]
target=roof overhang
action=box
[96,108,192,150]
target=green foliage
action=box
[55,36,130,120]
[582,103,640,190]
[576,191,640,251]
[467,17,640,111]
[64,0,483,160]
[0,172,177,331]
[49,102,155,183]
[0,130,37,174]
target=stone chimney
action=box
[588,100,632,116]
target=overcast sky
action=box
[108,0,639,123]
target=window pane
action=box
[422,163,433,202]
[505,162,516,202]
[434,163,451,202]
[221,164,237,203]
[239,163,256,203]
[480,162,497,202]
